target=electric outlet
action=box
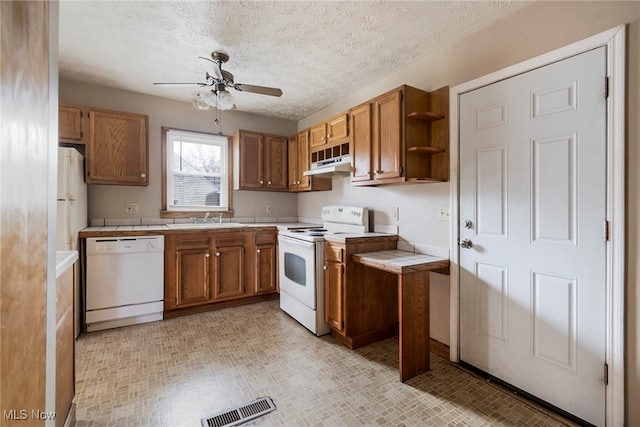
[437,206,450,221]
[392,207,400,221]
[125,202,139,214]
[266,204,272,214]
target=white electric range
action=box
[278,206,369,335]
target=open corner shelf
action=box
[406,177,446,183]
[407,111,444,122]
[407,146,444,155]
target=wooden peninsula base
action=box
[350,250,449,382]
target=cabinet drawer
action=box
[254,231,276,245]
[325,245,344,263]
[215,235,245,248]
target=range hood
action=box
[303,155,352,176]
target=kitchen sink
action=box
[165,222,245,229]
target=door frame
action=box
[449,25,625,426]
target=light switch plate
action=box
[437,206,450,221]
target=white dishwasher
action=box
[86,235,164,332]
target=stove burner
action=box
[308,233,325,237]
[308,228,327,233]
[290,229,305,233]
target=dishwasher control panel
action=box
[87,236,164,254]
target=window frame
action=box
[161,126,233,218]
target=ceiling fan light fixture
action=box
[192,91,216,111]
[217,88,235,110]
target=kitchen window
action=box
[161,127,233,215]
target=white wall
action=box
[59,79,299,222]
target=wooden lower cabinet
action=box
[324,253,345,333]
[169,235,214,309]
[252,230,277,295]
[212,234,245,300]
[56,265,76,427]
[324,236,399,348]
[165,229,278,317]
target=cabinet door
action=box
[327,113,348,143]
[350,103,373,182]
[324,259,345,333]
[213,243,245,301]
[255,243,276,294]
[238,131,265,189]
[373,90,402,180]
[175,247,212,308]
[310,123,327,148]
[58,103,84,143]
[296,130,311,190]
[265,135,288,190]
[287,135,299,191]
[86,108,149,185]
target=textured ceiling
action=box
[59,1,528,121]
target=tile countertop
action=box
[351,249,449,275]
[79,222,318,237]
[323,232,398,244]
[56,250,78,278]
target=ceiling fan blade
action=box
[234,83,283,97]
[153,82,208,87]
[199,56,224,80]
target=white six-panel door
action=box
[459,47,607,426]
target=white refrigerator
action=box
[56,146,88,338]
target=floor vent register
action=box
[200,396,277,427]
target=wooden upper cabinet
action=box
[296,131,312,190]
[265,135,288,190]
[327,113,348,143]
[58,103,87,144]
[86,107,149,186]
[310,124,327,148]
[235,130,265,189]
[373,89,403,180]
[288,130,332,193]
[233,130,288,191]
[350,103,373,182]
[351,85,449,186]
[310,113,348,149]
[287,134,299,191]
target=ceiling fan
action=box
[153,51,283,111]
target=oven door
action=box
[278,234,318,310]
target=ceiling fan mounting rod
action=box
[211,51,229,65]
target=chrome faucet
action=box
[193,212,210,223]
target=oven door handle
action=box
[278,235,316,249]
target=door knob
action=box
[463,220,473,229]
[459,239,473,249]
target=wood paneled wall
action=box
[1,2,51,425]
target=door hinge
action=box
[604,362,609,385]
[604,220,610,241]
[399,166,404,175]
[605,77,609,98]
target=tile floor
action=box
[74,300,578,426]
